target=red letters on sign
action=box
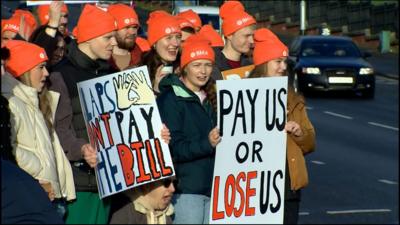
[212,171,258,220]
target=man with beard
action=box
[108,3,147,70]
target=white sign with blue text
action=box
[77,66,175,199]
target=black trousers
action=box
[284,196,301,224]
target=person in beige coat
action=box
[1,40,75,220]
[249,28,316,224]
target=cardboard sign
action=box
[27,0,98,6]
[77,66,175,199]
[210,77,288,224]
[221,65,255,80]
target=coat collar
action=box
[1,73,60,120]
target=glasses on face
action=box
[162,178,179,188]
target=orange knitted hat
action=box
[108,3,139,30]
[5,40,48,77]
[180,34,215,68]
[220,1,256,36]
[177,9,202,30]
[136,37,150,52]
[37,3,68,25]
[75,4,117,43]
[199,24,224,47]
[1,17,20,34]
[13,9,38,32]
[253,28,288,66]
[176,16,195,30]
[146,10,181,46]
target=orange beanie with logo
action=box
[37,3,68,25]
[220,0,256,36]
[108,3,139,30]
[75,4,117,44]
[5,40,48,77]
[146,10,181,46]
[252,28,288,66]
[176,16,195,30]
[180,34,215,68]
[177,9,202,30]
[1,16,20,34]
[199,24,224,47]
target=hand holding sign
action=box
[208,127,221,148]
[128,70,154,105]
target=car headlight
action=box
[302,67,321,74]
[359,67,374,75]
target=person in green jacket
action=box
[157,34,221,224]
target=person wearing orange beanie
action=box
[156,34,220,224]
[176,16,196,44]
[1,16,20,47]
[199,24,224,48]
[249,28,315,225]
[177,9,202,32]
[46,4,118,224]
[108,3,145,70]
[209,0,256,81]
[1,40,76,220]
[36,2,69,36]
[143,10,182,94]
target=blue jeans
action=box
[172,194,210,224]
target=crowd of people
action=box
[1,1,315,224]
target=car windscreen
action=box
[300,40,361,57]
[198,14,220,31]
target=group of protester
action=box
[1,0,315,224]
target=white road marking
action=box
[299,212,310,216]
[306,106,313,110]
[311,160,326,165]
[326,209,391,215]
[368,122,399,131]
[378,179,398,185]
[323,111,353,120]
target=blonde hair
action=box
[18,72,54,135]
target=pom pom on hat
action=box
[75,4,117,44]
[180,34,215,68]
[252,28,288,66]
[146,10,181,46]
[108,3,139,30]
[4,40,48,77]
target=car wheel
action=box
[362,88,375,99]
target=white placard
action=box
[210,76,288,224]
[77,66,175,199]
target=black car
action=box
[288,35,375,98]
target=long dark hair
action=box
[142,48,181,86]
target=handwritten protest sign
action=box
[77,66,175,199]
[221,65,255,80]
[27,1,99,6]
[210,77,288,224]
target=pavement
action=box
[366,52,399,80]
